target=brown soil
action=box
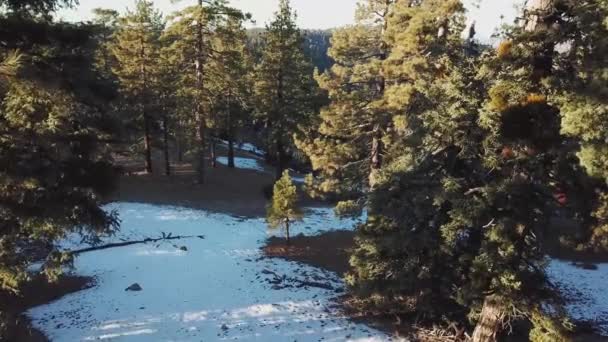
[110,147,275,218]
[263,230,355,276]
[1,275,93,342]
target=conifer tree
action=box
[164,0,246,182]
[207,15,252,168]
[346,0,576,340]
[254,0,317,180]
[91,8,119,78]
[296,0,394,209]
[267,171,302,243]
[554,0,608,253]
[0,1,120,336]
[111,0,163,174]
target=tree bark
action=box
[176,124,183,163]
[285,220,290,245]
[141,36,153,174]
[162,113,171,176]
[194,0,206,184]
[276,139,285,180]
[227,90,235,168]
[228,138,235,168]
[471,295,505,342]
[210,138,217,168]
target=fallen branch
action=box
[69,234,206,255]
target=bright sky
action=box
[57,0,523,41]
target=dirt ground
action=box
[110,146,275,218]
[263,230,355,276]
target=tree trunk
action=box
[228,138,235,168]
[285,220,290,245]
[140,36,153,174]
[176,125,183,163]
[194,0,206,184]
[143,113,153,174]
[227,90,235,168]
[525,0,556,79]
[163,114,170,176]
[210,139,217,168]
[471,295,505,342]
[369,124,383,189]
[524,0,555,32]
[276,139,285,180]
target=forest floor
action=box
[9,143,608,341]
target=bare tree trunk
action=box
[227,90,235,168]
[210,138,217,168]
[140,36,153,174]
[228,138,235,168]
[143,113,153,174]
[285,220,290,245]
[472,295,505,342]
[163,114,170,176]
[525,0,557,79]
[524,0,555,31]
[194,0,206,184]
[368,2,390,190]
[176,124,183,163]
[369,124,383,189]
[276,139,285,180]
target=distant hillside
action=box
[247,28,333,72]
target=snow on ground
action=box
[547,260,608,334]
[217,157,266,172]
[27,203,387,341]
[218,140,266,157]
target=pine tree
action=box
[91,8,119,78]
[296,0,394,210]
[0,1,120,336]
[111,0,163,174]
[207,15,253,168]
[164,1,247,182]
[254,0,317,180]
[267,171,302,243]
[555,0,608,253]
[346,0,577,340]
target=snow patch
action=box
[547,260,608,334]
[27,203,387,341]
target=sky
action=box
[57,0,524,42]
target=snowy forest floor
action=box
[5,143,608,341]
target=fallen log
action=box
[69,234,206,255]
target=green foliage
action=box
[267,171,302,241]
[0,1,120,334]
[253,0,319,179]
[309,0,598,339]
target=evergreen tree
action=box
[267,171,302,243]
[207,15,253,168]
[346,0,577,340]
[554,0,608,253]
[111,0,163,174]
[254,0,317,180]
[0,1,120,336]
[91,8,119,78]
[296,0,394,210]
[164,0,247,183]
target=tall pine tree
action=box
[111,0,163,174]
[254,0,317,180]
[296,0,394,212]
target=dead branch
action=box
[69,234,206,255]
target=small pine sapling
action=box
[267,171,302,244]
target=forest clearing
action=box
[2,0,608,341]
